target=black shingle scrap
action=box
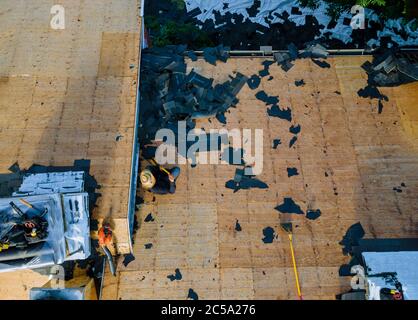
[358,49,418,105]
[139,45,248,151]
[267,105,292,122]
[306,209,321,220]
[287,167,299,177]
[275,197,304,215]
[339,222,365,255]
[289,124,301,134]
[122,254,136,267]
[312,59,331,68]
[272,139,281,149]
[255,91,279,105]
[167,268,183,281]
[295,79,305,87]
[262,227,275,244]
[247,75,261,90]
[203,45,230,65]
[187,288,199,300]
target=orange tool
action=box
[98,224,116,276]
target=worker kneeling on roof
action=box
[140,164,180,195]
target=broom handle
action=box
[288,234,303,300]
[19,199,34,209]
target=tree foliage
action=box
[299,0,414,19]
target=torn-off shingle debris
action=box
[122,254,136,267]
[301,43,329,59]
[393,186,403,193]
[167,268,183,281]
[144,213,154,222]
[259,60,275,77]
[246,0,261,17]
[339,222,365,255]
[186,50,198,61]
[139,46,248,154]
[378,100,384,114]
[247,75,261,90]
[225,167,268,192]
[287,167,299,177]
[150,0,418,52]
[357,84,388,101]
[275,198,304,215]
[273,43,329,72]
[203,45,230,65]
[289,124,301,135]
[295,79,305,87]
[312,59,331,69]
[254,62,302,123]
[289,124,300,148]
[262,227,275,244]
[8,162,20,174]
[273,43,299,71]
[289,136,298,148]
[235,220,242,232]
[306,209,321,220]
[357,49,418,113]
[393,182,406,193]
[256,91,279,105]
[272,139,281,149]
[268,105,292,122]
[361,48,418,88]
[187,288,199,300]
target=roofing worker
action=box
[140,162,180,195]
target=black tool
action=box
[19,199,48,217]
[9,201,25,217]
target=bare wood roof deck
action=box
[103,56,418,300]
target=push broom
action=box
[280,214,303,300]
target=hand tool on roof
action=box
[98,223,116,276]
[2,203,49,251]
[19,199,48,217]
[0,242,52,261]
[0,242,10,253]
[280,216,303,300]
[9,201,25,217]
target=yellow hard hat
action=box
[140,169,156,190]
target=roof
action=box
[0,0,141,299]
[101,55,418,300]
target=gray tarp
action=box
[0,171,91,272]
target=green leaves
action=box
[357,0,387,7]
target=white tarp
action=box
[184,0,418,46]
[363,251,418,300]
